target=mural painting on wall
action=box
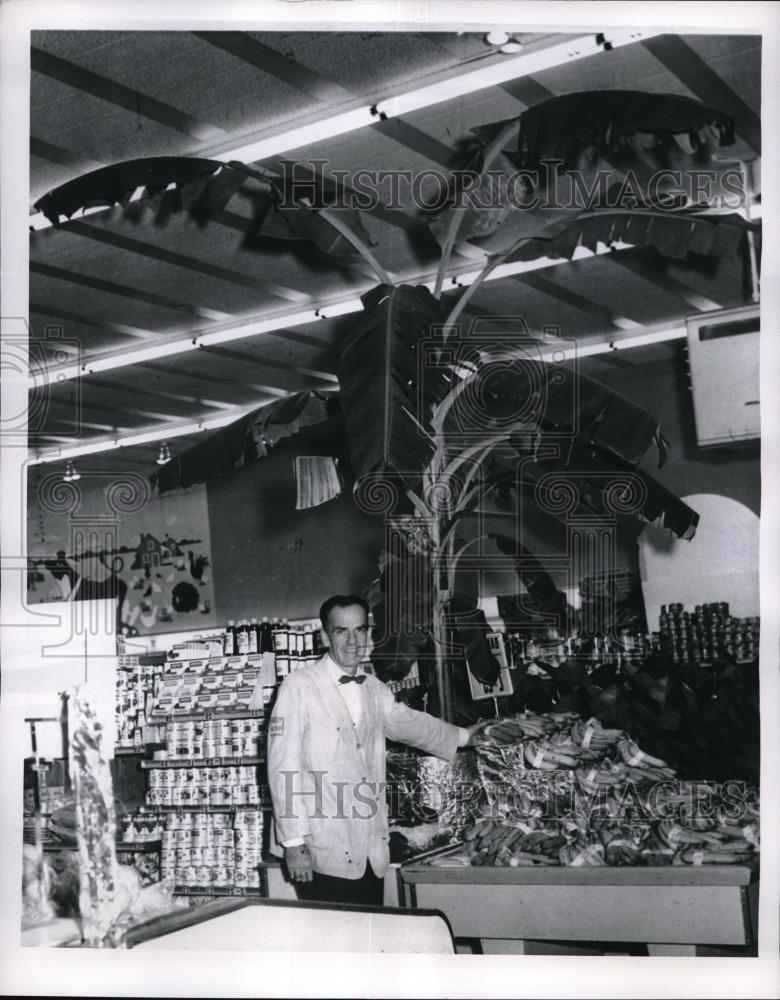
[27,475,216,636]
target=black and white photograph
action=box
[1,2,778,997]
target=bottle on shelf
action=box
[248,618,259,655]
[259,617,273,654]
[272,618,289,654]
[224,621,236,656]
[303,623,315,658]
[237,620,249,656]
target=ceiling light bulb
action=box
[500,39,525,54]
[485,31,511,47]
[157,442,171,465]
[63,461,80,482]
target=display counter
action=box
[126,896,455,953]
[398,847,759,956]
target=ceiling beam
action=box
[192,31,354,105]
[64,219,310,307]
[510,271,641,331]
[30,301,154,342]
[641,35,761,155]
[370,117,458,170]
[30,260,232,322]
[607,249,722,312]
[31,46,226,143]
[30,137,103,172]
[197,344,337,384]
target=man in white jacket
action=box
[267,594,482,905]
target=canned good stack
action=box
[146,765,261,807]
[166,718,263,760]
[115,656,164,749]
[657,603,760,664]
[159,811,264,889]
[120,813,165,843]
[234,811,264,889]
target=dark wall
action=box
[208,424,385,622]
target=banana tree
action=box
[36,90,759,721]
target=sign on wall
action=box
[27,472,216,637]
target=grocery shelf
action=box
[172,884,266,898]
[153,804,271,813]
[141,756,264,769]
[116,840,162,852]
[150,708,268,723]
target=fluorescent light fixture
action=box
[537,324,687,362]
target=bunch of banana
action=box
[570,717,624,752]
[479,717,530,746]
[575,761,628,793]
[623,763,677,785]
[558,840,606,867]
[525,739,597,770]
[599,822,649,864]
[604,840,645,866]
[657,819,713,849]
[616,737,674,776]
[678,848,754,865]
[514,829,567,857]
[717,819,760,850]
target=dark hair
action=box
[319,594,369,631]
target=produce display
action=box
[434,712,762,869]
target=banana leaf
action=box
[338,283,449,487]
[263,162,377,261]
[497,209,755,263]
[150,391,339,494]
[33,157,230,225]
[426,91,736,249]
[33,155,377,264]
[511,91,735,172]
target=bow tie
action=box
[339,674,366,685]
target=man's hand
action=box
[463,720,491,746]
[284,843,313,883]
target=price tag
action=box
[581,727,595,748]
[692,851,704,866]
[532,747,546,768]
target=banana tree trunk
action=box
[429,509,456,722]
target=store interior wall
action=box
[207,429,385,623]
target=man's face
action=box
[324,604,369,672]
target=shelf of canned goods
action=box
[116,647,273,900]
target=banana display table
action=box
[398,850,759,956]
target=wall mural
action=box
[27,473,215,636]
